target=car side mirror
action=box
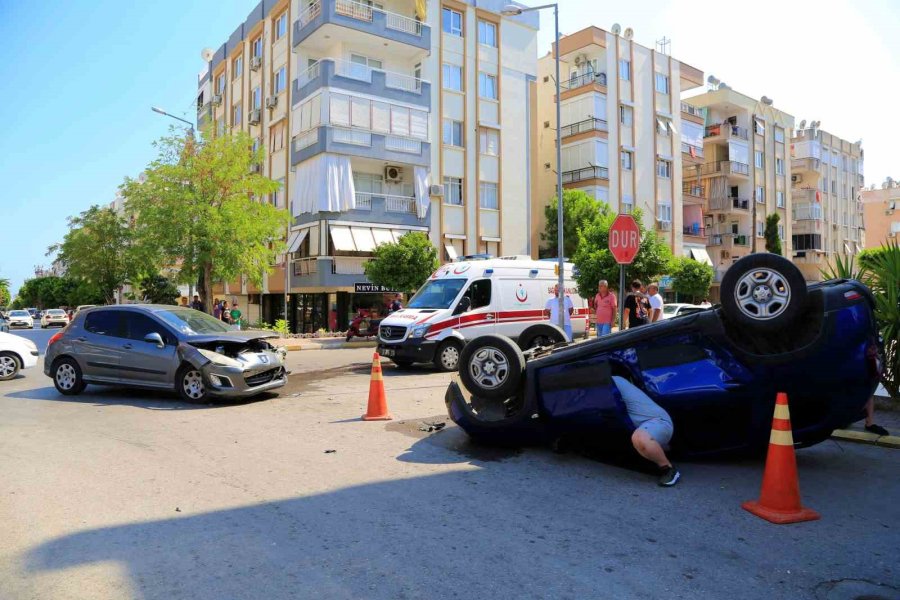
[143,332,165,348]
[454,296,471,315]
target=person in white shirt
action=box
[647,283,664,323]
[544,284,574,341]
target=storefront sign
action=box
[354,283,397,294]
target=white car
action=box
[660,303,705,320]
[0,332,39,380]
[6,310,34,329]
[40,309,69,328]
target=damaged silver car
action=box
[44,305,287,403]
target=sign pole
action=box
[618,263,625,331]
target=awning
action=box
[444,233,466,240]
[330,225,356,252]
[391,229,410,243]
[690,247,713,266]
[286,229,309,253]
[445,244,459,261]
[480,236,501,242]
[351,227,376,252]
[372,229,395,246]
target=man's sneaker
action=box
[866,423,889,436]
[658,465,680,487]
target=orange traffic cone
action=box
[742,393,820,524]
[362,352,392,421]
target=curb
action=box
[831,429,900,449]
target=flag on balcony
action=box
[689,145,697,158]
[815,190,821,203]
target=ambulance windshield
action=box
[407,279,467,309]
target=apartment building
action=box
[790,125,864,281]
[860,179,900,249]
[682,85,794,298]
[533,26,705,260]
[196,0,538,332]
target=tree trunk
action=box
[201,262,213,314]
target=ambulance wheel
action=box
[518,323,567,350]
[435,339,463,372]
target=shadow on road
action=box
[5,385,274,410]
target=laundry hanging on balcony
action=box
[292,154,356,215]
[413,167,430,219]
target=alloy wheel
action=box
[0,356,17,378]
[734,268,791,321]
[55,363,77,390]
[182,370,206,400]
[468,346,510,390]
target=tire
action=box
[0,352,20,381]
[434,339,463,372]
[52,357,86,395]
[458,335,526,401]
[392,359,414,369]
[176,364,210,403]
[720,253,807,332]
[518,323,567,351]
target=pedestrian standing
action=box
[230,302,242,330]
[647,283,664,323]
[213,298,222,320]
[390,294,403,313]
[221,300,230,323]
[544,284,574,341]
[623,280,650,330]
[593,280,617,337]
[191,295,203,312]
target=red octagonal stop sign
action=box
[609,214,641,264]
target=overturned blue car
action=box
[446,254,882,457]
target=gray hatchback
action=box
[44,305,287,402]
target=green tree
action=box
[0,277,10,307]
[764,212,782,255]
[50,205,145,305]
[670,256,714,303]
[136,274,180,305]
[540,190,606,259]
[571,208,674,299]
[363,232,439,293]
[123,126,290,313]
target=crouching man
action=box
[611,375,680,486]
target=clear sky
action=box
[1,0,897,298]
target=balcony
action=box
[791,157,820,174]
[559,71,607,93]
[355,192,417,214]
[292,257,319,276]
[294,0,431,55]
[682,224,706,240]
[793,202,824,221]
[698,160,750,178]
[708,233,750,247]
[332,256,368,275]
[709,195,751,213]
[704,123,749,142]
[291,125,430,167]
[197,103,213,128]
[680,102,706,123]
[561,165,609,185]
[293,58,430,109]
[560,117,608,139]
[681,142,704,161]
[656,219,672,232]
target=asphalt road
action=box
[0,348,897,600]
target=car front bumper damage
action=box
[177,341,288,398]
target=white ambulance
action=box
[376,256,589,371]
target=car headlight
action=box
[409,324,430,339]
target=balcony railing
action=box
[354,192,417,214]
[333,127,372,146]
[793,203,824,221]
[681,142,704,158]
[354,193,373,210]
[709,196,750,211]
[698,160,750,177]
[330,58,428,92]
[332,256,368,275]
[708,233,750,246]
[683,225,706,238]
[682,182,706,198]
[298,0,322,27]
[311,0,426,36]
[681,102,707,119]
[292,257,319,276]
[559,71,607,91]
[656,219,672,231]
[561,165,609,184]
[704,124,749,141]
[560,117,608,138]
[293,129,319,151]
[384,135,422,154]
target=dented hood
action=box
[184,329,279,344]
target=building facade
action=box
[532,26,705,261]
[790,126,864,281]
[682,86,794,298]
[196,0,538,332]
[860,179,900,249]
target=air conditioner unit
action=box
[791,174,802,184]
[384,165,403,182]
[250,56,262,71]
[212,94,223,106]
[248,109,261,125]
[429,184,444,196]
[265,96,279,109]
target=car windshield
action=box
[47,310,66,316]
[155,308,232,335]
[9,310,29,317]
[663,305,679,315]
[407,279,467,309]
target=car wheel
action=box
[52,357,86,395]
[176,364,210,403]
[435,339,463,372]
[518,323,567,350]
[392,359,414,369]
[720,253,807,332]
[0,352,20,381]
[458,335,526,401]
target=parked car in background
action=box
[0,315,9,333]
[0,332,40,380]
[7,310,34,329]
[41,309,70,328]
[660,303,705,320]
[74,305,96,317]
[45,305,287,403]
[26,308,39,320]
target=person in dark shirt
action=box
[622,279,650,329]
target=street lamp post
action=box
[501,3,566,337]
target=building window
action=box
[753,116,765,135]
[832,180,837,194]
[350,53,383,78]
[478,72,498,100]
[272,178,285,208]
[442,119,464,147]
[252,86,262,110]
[776,157,785,175]
[774,127,784,143]
[274,66,287,94]
[756,221,764,237]
[619,59,631,81]
[478,20,497,47]
[754,151,764,169]
[619,105,633,127]
[656,159,671,178]
[479,182,498,209]
[275,11,288,40]
[657,202,672,223]
[755,185,765,203]
[620,150,633,170]
[654,73,669,94]
[622,195,634,214]
[479,128,499,155]
[656,117,672,137]
[442,63,463,91]
[444,177,464,205]
[216,73,226,94]
[777,190,785,208]
[777,224,784,240]
[232,104,242,126]
[233,56,243,79]
[442,7,463,36]
[252,37,263,59]
[270,121,285,151]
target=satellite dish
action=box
[718,81,728,89]
[624,28,633,40]
[761,96,773,105]
[707,75,719,86]
[611,23,622,35]
[798,120,807,129]
[201,47,215,62]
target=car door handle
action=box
[122,343,133,350]
[74,336,86,343]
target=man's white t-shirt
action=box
[649,293,664,319]
[545,295,574,326]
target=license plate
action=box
[381,348,395,357]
